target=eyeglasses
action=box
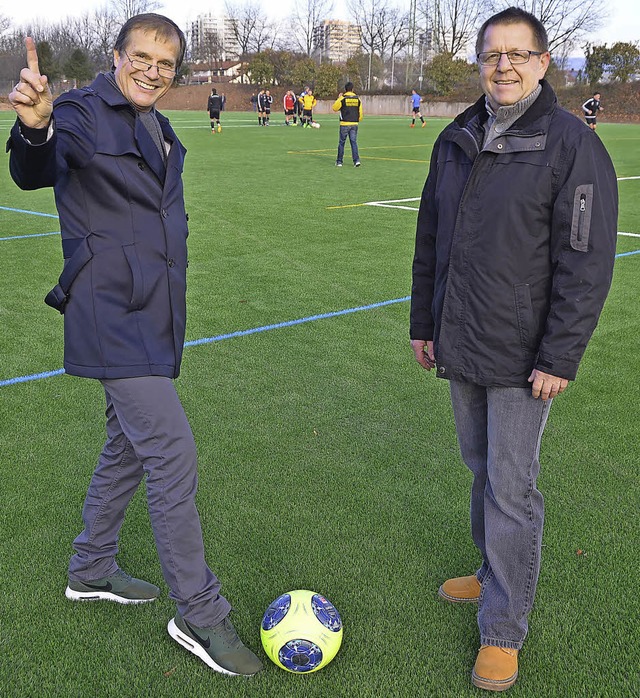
[123,50,177,79]
[477,50,544,66]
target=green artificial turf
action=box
[0,111,638,697]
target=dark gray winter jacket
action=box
[410,79,618,386]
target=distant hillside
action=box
[565,57,586,72]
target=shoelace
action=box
[215,618,244,649]
[479,645,517,656]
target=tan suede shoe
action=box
[471,645,519,691]
[438,574,481,603]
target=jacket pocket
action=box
[570,184,593,252]
[122,244,144,309]
[45,236,94,314]
[514,283,535,352]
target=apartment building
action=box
[312,19,362,63]
[190,13,241,62]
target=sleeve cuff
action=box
[19,121,54,145]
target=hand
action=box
[338,93,343,98]
[8,37,53,129]
[528,369,569,401]
[411,339,436,371]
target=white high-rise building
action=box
[312,20,362,63]
[190,13,241,62]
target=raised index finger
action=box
[25,36,40,74]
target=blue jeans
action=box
[449,380,552,649]
[68,376,231,627]
[337,125,359,164]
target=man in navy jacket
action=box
[8,13,262,677]
[410,8,617,691]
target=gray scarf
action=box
[483,84,542,147]
[104,71,167,163]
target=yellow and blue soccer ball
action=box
[260,589,343,673]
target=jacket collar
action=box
[87,73,181,184]
[455,79,557,133]
[88,72,175,138]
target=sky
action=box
[3,0,639,54]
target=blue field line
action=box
[0,369,66,387]
[0,296,410,388]
[2,247,640,389]
[615,248,640,258]
[0,205,58,218]
[185,296,410,347]
[1,231,60,241]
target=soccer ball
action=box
[260,590,343,673]
[311,121,321,129]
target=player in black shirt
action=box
[207,88,223,133]
[258,90,273,126]
[582,93,603,131]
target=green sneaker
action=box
[168,613,263,676]
[65,569,160,604]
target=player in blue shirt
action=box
[410,89,425,128]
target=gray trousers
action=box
[68,376,231,627]
[449,380,552,649]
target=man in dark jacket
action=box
[332,82,363,167]
[410,7,617,692]
[8,13,262,678]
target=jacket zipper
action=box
[577,193,586,241]
[437,127,483,373]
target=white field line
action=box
[367,203,420,211]
[364,174,638,212]
[369,197,420,203]
[361,200,639,242]
[364,197,420,211]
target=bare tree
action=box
[290,0,334,56]
[226,1,276,56]
[347,0,387,89]
[89,6,120,69]
[488,0,609,57]
[348,0,413,87]
[109,0,160,24]
[419,0,489,57]
[387,9,410,87]
[252,18,279,53]
[200,30,224,69]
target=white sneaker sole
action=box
[65,586,157,605]
[167,618,240,676]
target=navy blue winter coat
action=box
[411,80,618,386]
[8,73,189,379]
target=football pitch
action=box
[0,110,638,697]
